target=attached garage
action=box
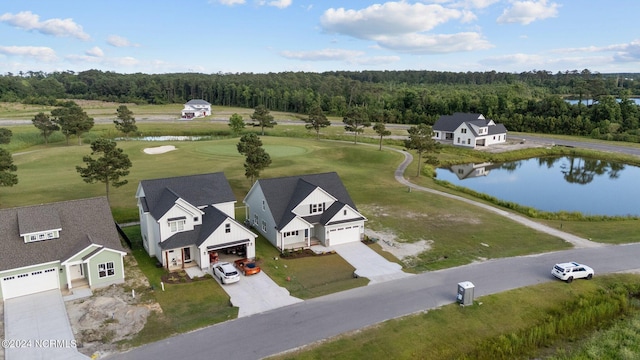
[327,225,362,246]
[1,267,60,300]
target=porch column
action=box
[65,264,72,290]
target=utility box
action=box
[457,281,475,306]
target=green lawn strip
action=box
[539,219,640,245]
[272,274,640,360]
[254,235,369,299]
[119,226,238,347]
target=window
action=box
[461,128,467,134]
[194,217,199,222]
[169,219,185,232]
[261,220,267,232]
[225,223,231,233]
[467,139,471,145]
[284,231,299,237]
[253,214,258,225]
[457,137,460,143]
[310,203,324,214]
[98,262,115,278]
[262,200,266,211]
[343,210,347,216]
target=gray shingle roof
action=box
[256,172,357,230]
[433,113,485,132]
[185,99,211,106]
[0,197,125,272]
[139,173,236,220]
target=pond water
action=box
[436,156,640,216]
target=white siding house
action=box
[433,113,507,148]
[243,172,366,251]
[136,173,257,272]
[181,99,211,119]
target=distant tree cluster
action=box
[2,69,640,142]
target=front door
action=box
[183,247,191,263]
[69,264,84,280]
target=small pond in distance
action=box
[437,156,640,216]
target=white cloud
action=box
[350,55,401,66]
[321,2,462,40]
[0,45,57,61]
[214,0,246,5]
[107,35,139,47]
[0,11,90,40]
[86,47,104,57]
[263,0,292,8]
[497,0,560,25]
[377,32,493,53]
[280,48,365,61]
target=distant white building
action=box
[432,113,507,148]
[181,99,211,119]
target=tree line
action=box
[1,69,640,142]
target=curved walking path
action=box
[391,148,603,249]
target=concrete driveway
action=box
[215,270,302,318]
[329,242,413,284]
[4,290,89,360]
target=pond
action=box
[436,156,640,216]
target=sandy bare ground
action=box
[65,255,161,358]
[143,145,176,154]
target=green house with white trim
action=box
[0,197,127,300]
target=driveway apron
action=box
[331,242,413,284]
[217,271,302,317]
[4,290,89,360]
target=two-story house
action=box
[432,113,507,148]
[136,173,257,271]
[243,172,366,251]
[181,99,211,119]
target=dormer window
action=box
[310,203,325,214]
[24,230,59,243]
[168,217,186,232]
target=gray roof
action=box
[185,99,211,106]
[139,173,236,220]
[433,113,485,132]
[0,197,126,272]
[256,172,357,230]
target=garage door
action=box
[328,225,361,246]
[1,268,60,300]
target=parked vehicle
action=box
[213,262,240,284]
[234,258,261,276]
[551,262,594,283]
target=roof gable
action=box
[255,172,357,229]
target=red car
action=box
[234,258,261,276]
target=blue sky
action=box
[1,0,639,75]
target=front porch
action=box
[281,237,321,252]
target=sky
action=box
[0,0,639,75]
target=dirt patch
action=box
[65,255,161,358]
[365,228,432,260]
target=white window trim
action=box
[98,262,115,278]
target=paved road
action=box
[511,133,640,158]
